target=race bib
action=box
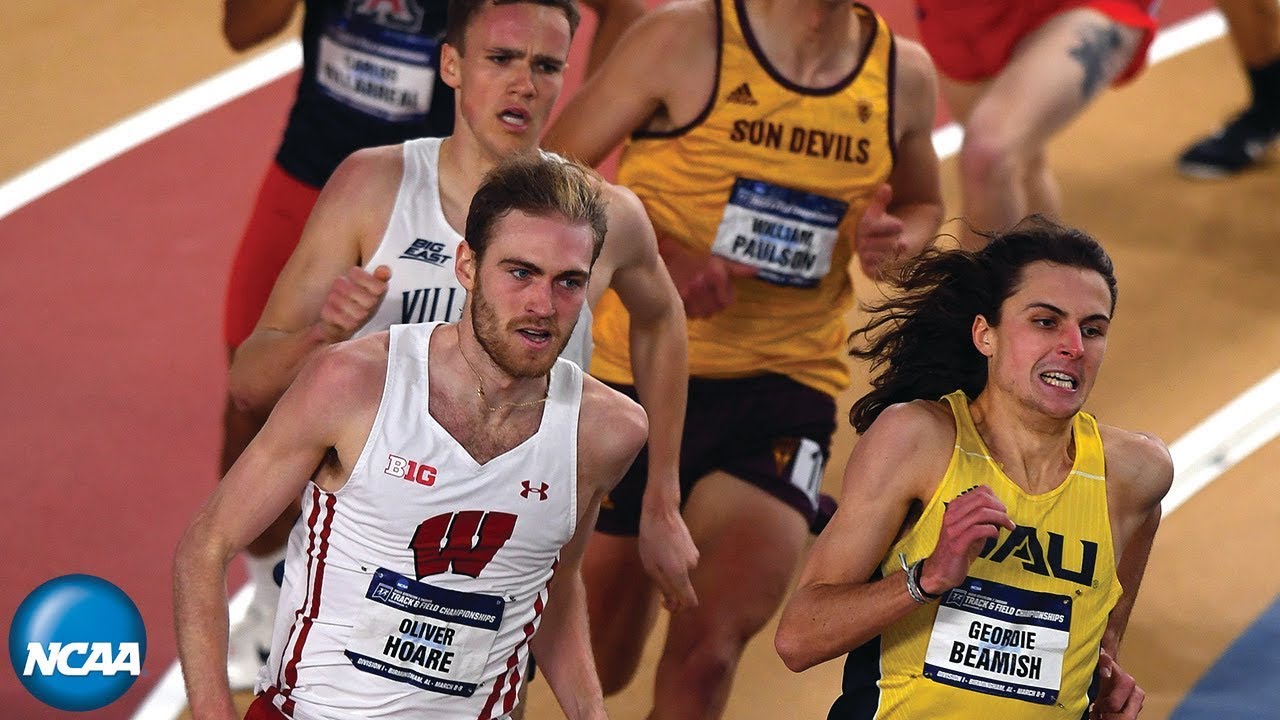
[316,27,436,121]
[922,577,1072,705]
[344,568,504,698]
[781,437,824,510]
[709,178,848,288]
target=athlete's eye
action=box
[1082,325,1105,339]
[536,61,564,74]
[510,267,531,280]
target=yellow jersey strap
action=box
[942,390,1107,485]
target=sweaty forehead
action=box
[467,3,572,54]
[1009,261,1113,316]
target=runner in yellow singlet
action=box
[776,217,1172,720]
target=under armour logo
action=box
[520,480,549,501]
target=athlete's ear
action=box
[441,42,462,90]
[972,315,994,357]
[456,241,477,290]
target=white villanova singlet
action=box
[356,137,592,368]
[258,322,582,720]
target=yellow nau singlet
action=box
[591,0,896,398]
[838,391,1122,719]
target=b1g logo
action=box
[8,575,146,711]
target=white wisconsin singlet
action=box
[258,322,581,720]
[355,137,593,369]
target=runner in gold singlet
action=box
[544,1,944,717]
[776,217,1173,720]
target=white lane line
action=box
[111,8,1268,720]
[1149,9,1227,64]
[1165,369,1280,515]
[0,40,302,221]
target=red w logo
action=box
[409,510,517,578]
[520,480,549,501]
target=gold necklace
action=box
[458,341,549,413]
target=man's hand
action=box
[658,238,756,318]
[317,265,391,342]
[1090,648,1145,719]
[918,485,1015,596]
[638,499,699,612]
[855,183,907,279]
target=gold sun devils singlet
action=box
[590,0,896,397]
[833,391,1122,719]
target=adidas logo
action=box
[725,82,757,105]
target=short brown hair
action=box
[446,0,582,51]
[465,154,608,264]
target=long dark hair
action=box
[848,216,1117,433]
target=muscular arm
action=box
[849,39,943,278]
[887,39,944,261]
[228,147,399,416]
[775,403,956,671]
[600,184,698,609]
[545,3,710,165]
[1089,429,1172,719]
[579,0,647,76]
[880,38,942,263]
[222,0,299,52]
[531,379,647,719]
[175,342,383,718]
[1101,430,1174,656]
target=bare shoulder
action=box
[321,143,405,204]
[891,38,939,110]
[1099,424,1174,510]
[618,0,716,67]
[601,182,655,249]
[639,0,716,42]
[298,332,391,402]
[576,373,648,488]
[862,399,955,456]
[848,399,956,497]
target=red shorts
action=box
[916,0,1156,86]
[244,693,288,719]
[223,162,322,348]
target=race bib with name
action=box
[344,568,505,698]
[709,178,849,288]
[922,577,1072,705]
[316,26,437,122]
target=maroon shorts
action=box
[596,374,836,534]
[245,693,288,719]
[223,162,322,348]
[916,0,1157,86]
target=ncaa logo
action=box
[8,574,146,711]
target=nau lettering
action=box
[729,119,872,164]
[980,525,1099,586]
